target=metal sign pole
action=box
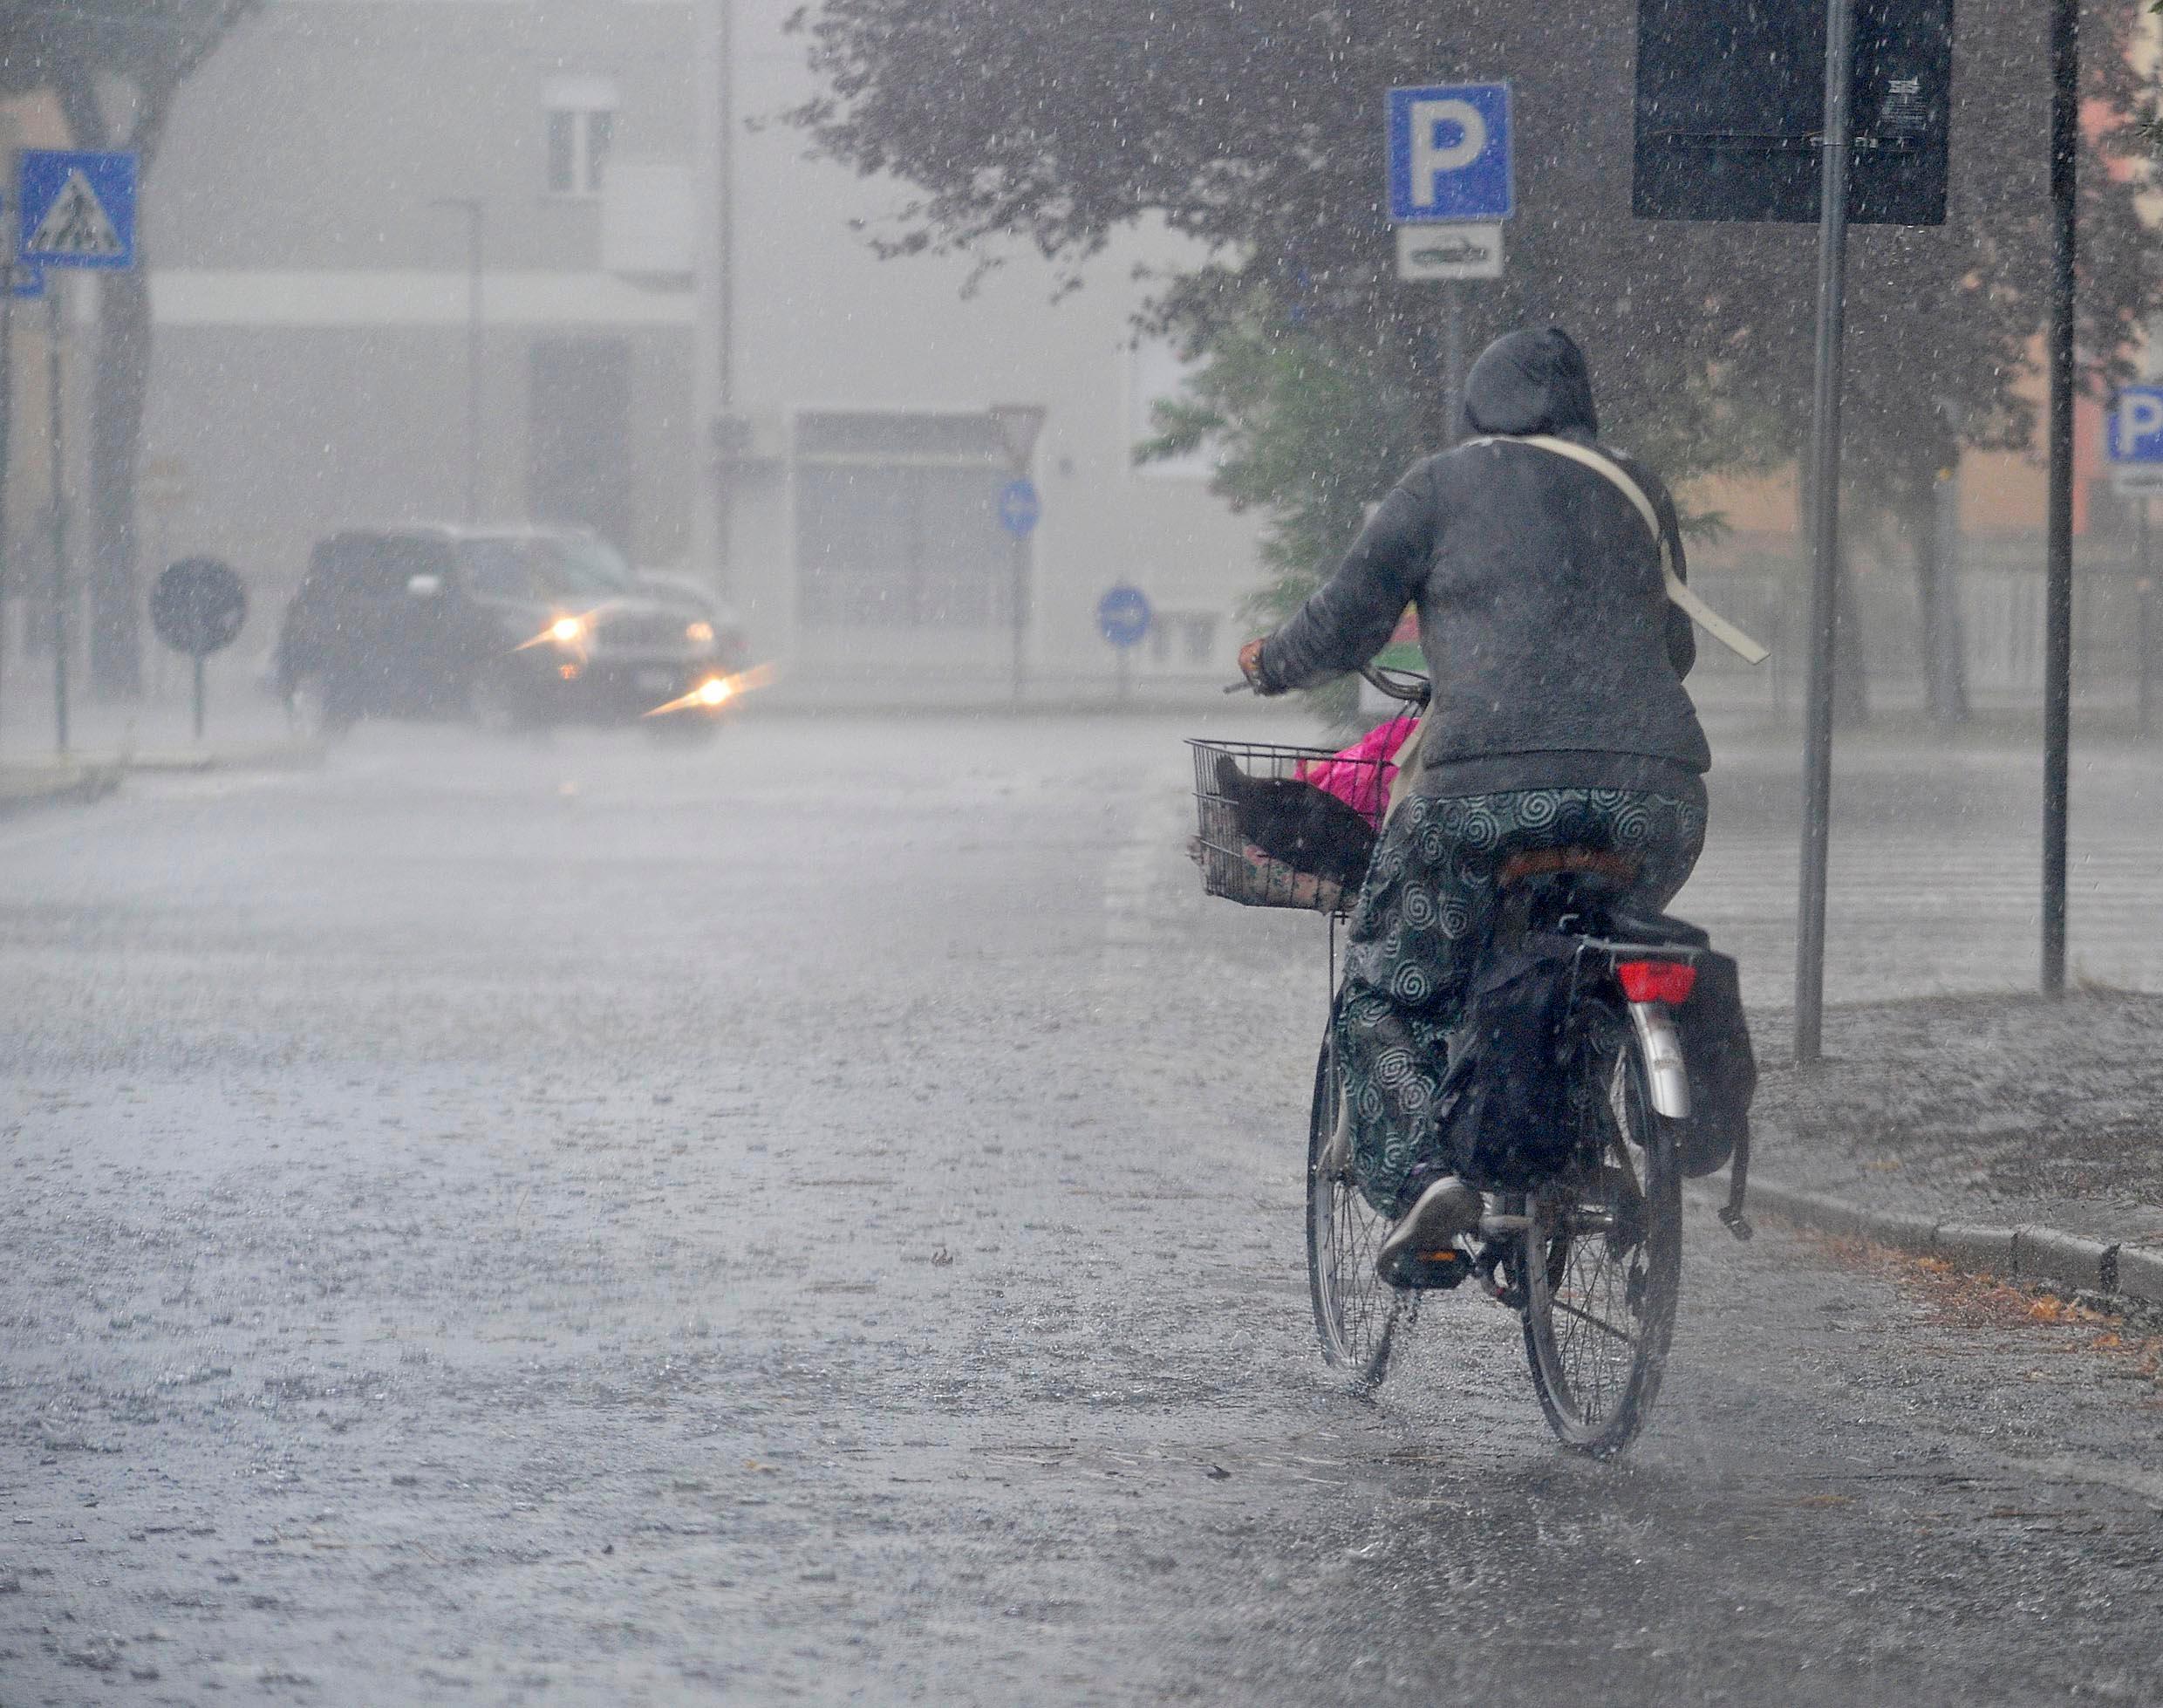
[2139,498,2155,736]
[1443,281,1466,444]
[464,208,482,525]
[0,287,13,746]
[45,287,69,755]
[1010,527,1027,707]
[1793,0,1858,1067]
[2041,0,2078,996]
[989,406,1046,710]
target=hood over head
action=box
[1461,327,1599,441]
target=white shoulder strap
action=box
[1468,433,1771,666]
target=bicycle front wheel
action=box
[1306,1035,1407,1390]
[1519,1007,1682,1457]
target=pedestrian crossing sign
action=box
[17,149,136,271]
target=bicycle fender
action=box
[1627,1001,1692,1119]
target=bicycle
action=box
[1192,666,1736,1458]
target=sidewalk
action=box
[0,757,125,815]
[0,668,317,812]
[1743,990,2163,1304]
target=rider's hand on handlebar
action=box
[1237,638,1277,695]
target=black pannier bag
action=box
[1431,933,1583,1194]
[1428,935,1757,1203]
[1673,949,1756,1180]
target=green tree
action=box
[0,0,261,698]
[1137,304,1426,724]
[794,2,2152,722]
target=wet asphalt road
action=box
[4,712,2163,1705]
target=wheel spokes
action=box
[1327,1175,1393,1357]
[1547,1294,1636,1347]
[1532,1119,1654,1424]
[1310,1074,1402,1377]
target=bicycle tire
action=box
[1305,1034,1407,1390]
[1519,1002,1682,1457]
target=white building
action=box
[128,0,1266,703]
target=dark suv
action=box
[276,526,747,734]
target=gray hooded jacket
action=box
[1255,328,1710,800]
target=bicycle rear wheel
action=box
[1519,1005,1682,1457]
[1306,1035,1408,1389]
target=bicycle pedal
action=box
[1382,1247,1470,1290]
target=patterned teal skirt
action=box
[1334,787,1706,1214]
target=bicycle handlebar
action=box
[1224,663,1433,703]
[1359,664,1432,707]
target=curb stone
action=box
[2112,1246,2163,1307]
[0,762,124,816]
[1859,1209,1938,1256]
[2015,1226,2114,1293]
[121,743,324,773]
[1935,1222,2020,1275]
[1716,1176,2163,1310]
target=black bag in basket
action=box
[1211,755,1377,890]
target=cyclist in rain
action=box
[1238,327,1710,1280]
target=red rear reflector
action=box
[1617,960,1696,1005]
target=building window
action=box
[794,413,1013,631]
[1146,611,1222,666]
[542,77,618,197]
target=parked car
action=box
[275,525,749,735]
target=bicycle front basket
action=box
[1186,738,1385,916]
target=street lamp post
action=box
[429,197,484,524]
[693,0,737,598]
[989,403,1046,707]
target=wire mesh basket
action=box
[1187,737,1391,915]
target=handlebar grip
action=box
[1357,664,1433,705]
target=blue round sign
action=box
[998,479,1041,538]
[1096,584,1152,649]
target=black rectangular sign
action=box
[1634,0,1952,225]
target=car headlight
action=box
[686,620,714,644]
[549,615,587,646]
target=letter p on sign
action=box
[2111,386,2163,464]
[1411,99,1486,200]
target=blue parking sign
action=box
[17,150,137,271]
[1388,84,1513,223]
[2107,387,2163,463]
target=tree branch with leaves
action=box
[794,1,2153,723]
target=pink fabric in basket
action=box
[1295,715,1417,827]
